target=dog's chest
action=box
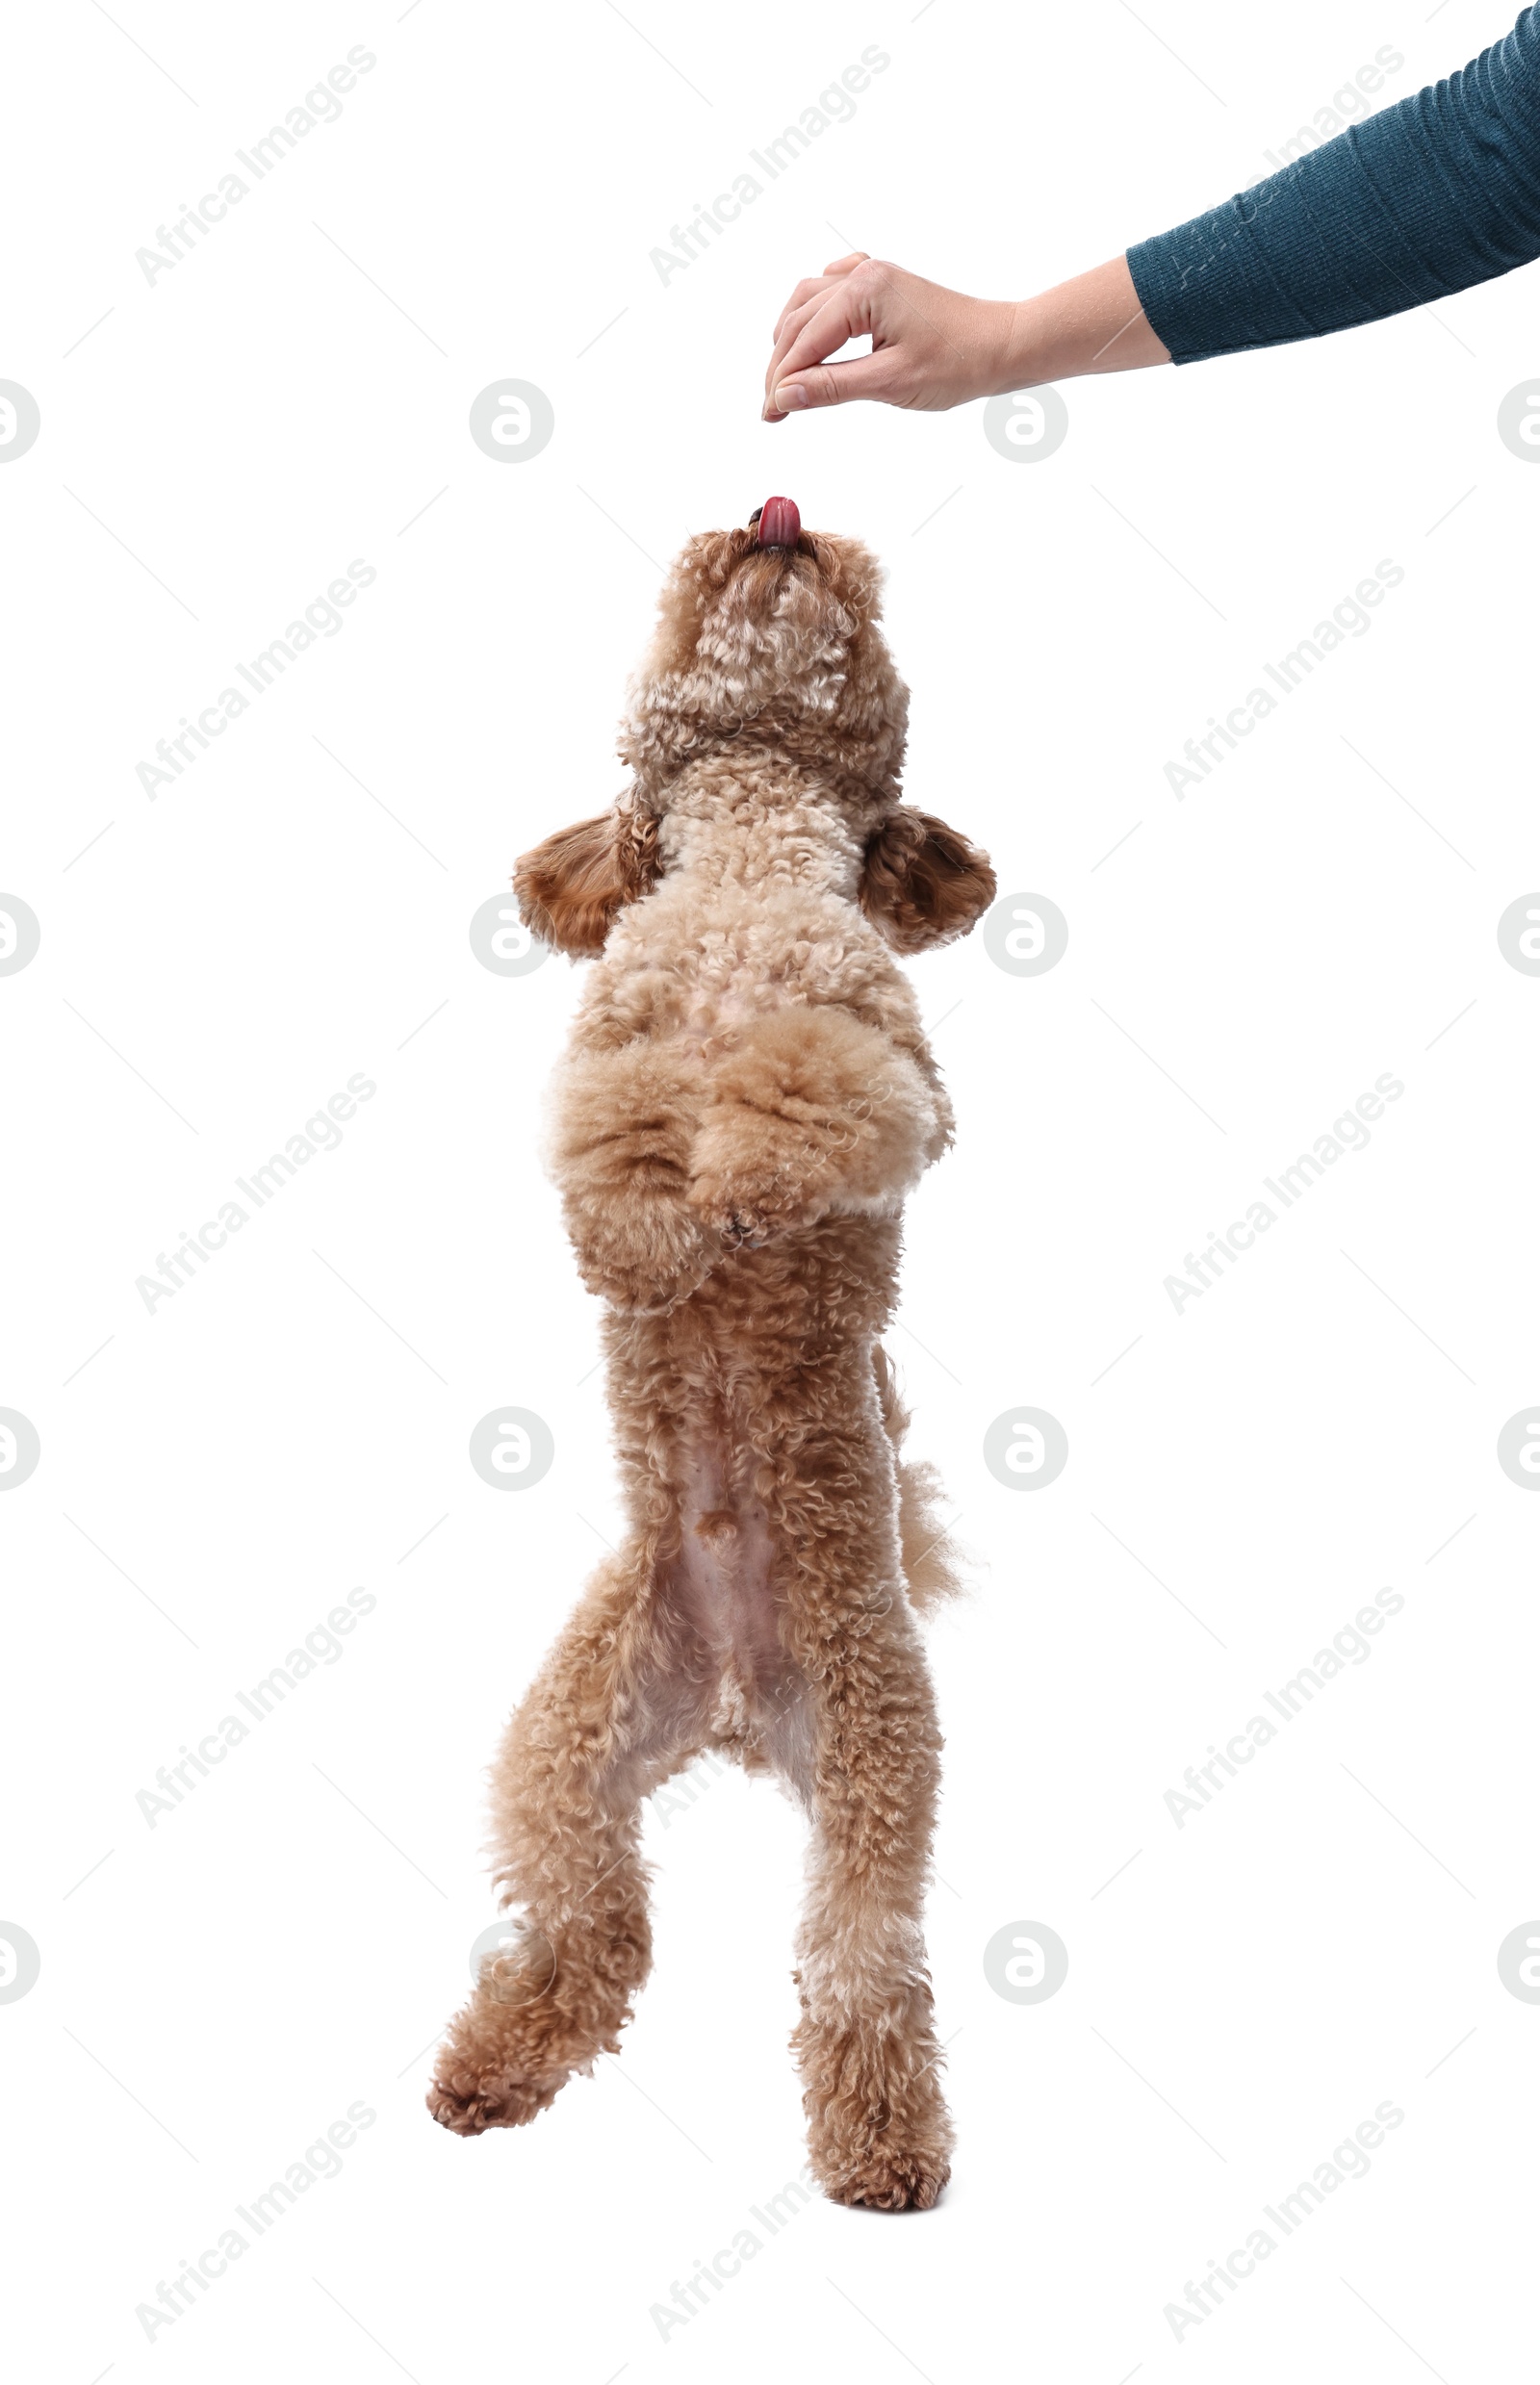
[676,976,786,1056]
[621,888,834,1056]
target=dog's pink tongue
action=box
[757,495,800,549]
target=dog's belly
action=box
[660,1437,815,1794]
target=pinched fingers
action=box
[764,282,886,417]
[773,278,834,344]
[771,252,870,344]
[766,352,907,417]
[763,255,1014,420]
[768,285,866,389]
[767,291,831,375]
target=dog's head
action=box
[515,500,995,959]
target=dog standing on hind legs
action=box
[428,496,995,2209]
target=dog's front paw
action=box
[690,1193,779,1248]
[687,1170,816,1248]
[720,1210,771,1247]
[578,1242,713,1313]
[567,1195,712,1312]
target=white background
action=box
[5,1,1539,2377]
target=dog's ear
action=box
[860,808,996,954]
[513,804,659,959]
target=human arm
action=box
[762,8,1540,413]
[1127,4,1540,362]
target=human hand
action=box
[761,251,1168,420]
[762,252,1016,420]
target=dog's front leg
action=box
[688,1007,944,1245]
[551,1040,711,1310]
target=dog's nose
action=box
[756,496,801,549]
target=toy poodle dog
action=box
[428,496,995,2210]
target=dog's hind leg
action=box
[789,1629,954,2211]
[427,1544,712,2137]
[765,1372,955,2211]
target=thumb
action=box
[771,353,898,414]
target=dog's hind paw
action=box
[814,2145,951,2212]
[426,2064,564,2136]
[799,2012,956,2211]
